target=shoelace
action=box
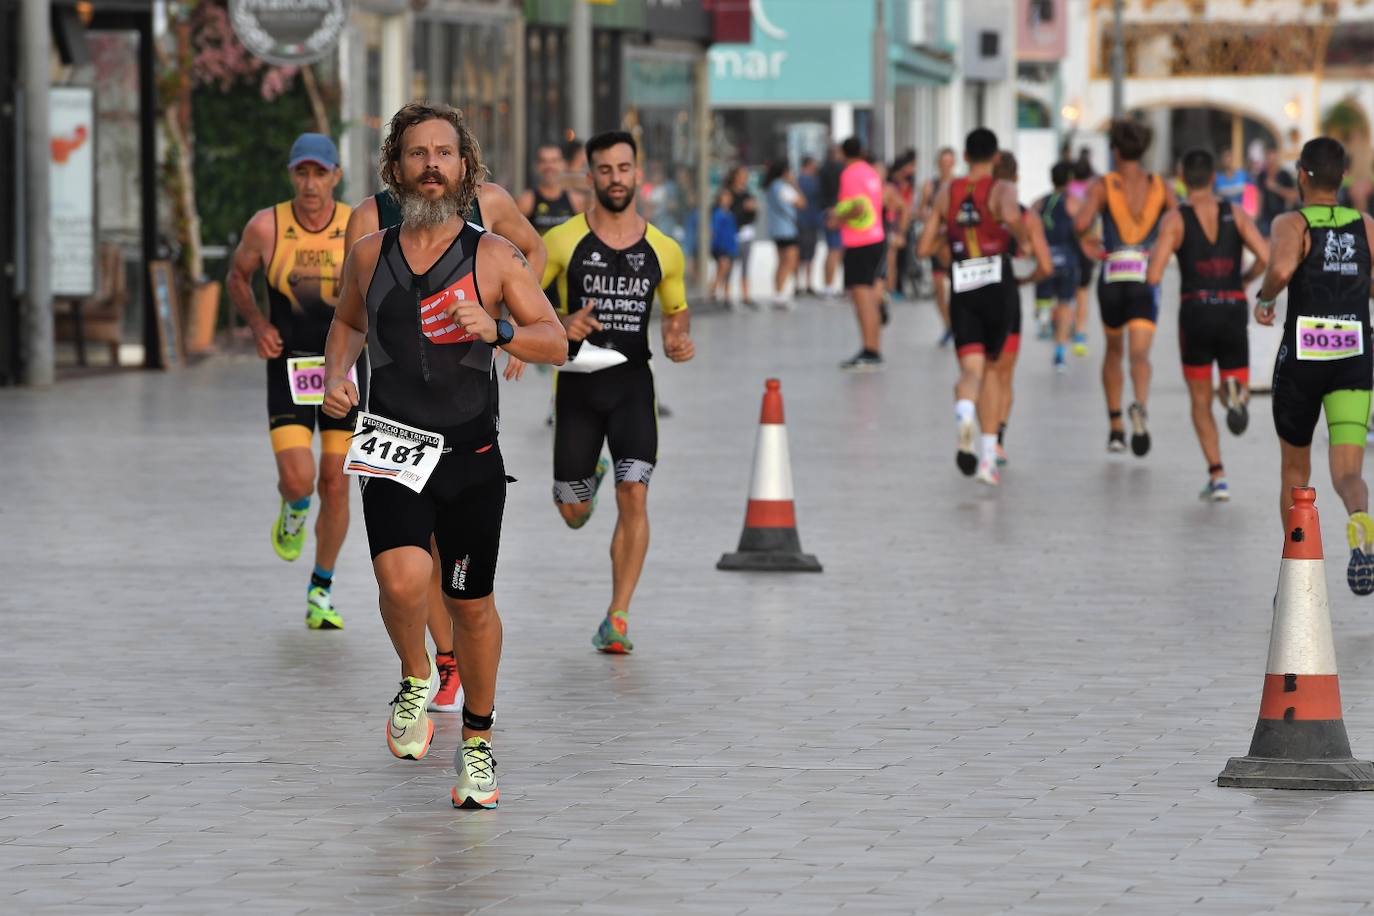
[390,679,426,723]
[463,744,495,782]
[282,507,308,538]
[436,658,457,688]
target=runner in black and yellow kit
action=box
[542,130,695,654]
[1257,137,1374,595]
[344,124,548,713]
[228,133,358,630]
[1075,120,1175,456]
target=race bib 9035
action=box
[952,255,1003,293]
[286,356,356,406]
[344,412,444,494]
[1297,316,1365,361]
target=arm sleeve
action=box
[649,228,688,315]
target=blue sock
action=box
[310,565,333,592]
[288,496,310,512]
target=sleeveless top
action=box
[946,176,1012,260]
[1038,191,1075,251]
[838,160,885,248]
[266,200,351,353]
[529,188,575,235]
[1101,171,1168,251]
[1176,202,1245,307]
[1286,206,1372,336]
[374,189,484,233]
[364,222,498,439]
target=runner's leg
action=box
[1186,375,1223,472]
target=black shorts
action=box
[1036,248,1081,303]
[843,242,886,289]
[951,276,1014,360]
[1076,246,1096,289]
[360,440,507,599]
[1271,334,1374,447]
[1179,304,1249,380]
[267,352,368,433]
[774,237,798,250]
[798,226,819,262]
[1098,279,1159,330]
[1004,277,1022,353]
[554,362,657,503]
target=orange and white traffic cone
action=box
[1218,487,1374,789]
[717,379,822,573]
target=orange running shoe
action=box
[428,651,462,712]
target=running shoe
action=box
[956,419,978,476]
[428,652,462,712]
[1224,377,1249,436]
[305,586,343,630]
[451,737,499,810]
[1347,512,1374,596]
[567,456,611,530]
[1072,333,1088,357]
[995,443,1009,467]
[975,458,1000,487]
[271,500,308,562]
[1053,346,1066,373]
[1128,402,1151,457]
[840,351,884,372]
[1107,430,1127,453]
[1200,478,1230,502]
[386,661,438,760]
[592,610,633,654]
[938,328,954,348]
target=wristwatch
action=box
[494,318,515,346]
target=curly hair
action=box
[379,102,487,212]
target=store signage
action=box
[709,0,870,103]
[229,0,349,67]
[50,87,95,297]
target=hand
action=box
[504,353,527,381]
[1255,303,1277,326]
[664,333,695,363]
[563,303,604,342]
[449,298,498,344]
[322,377,359,419]
[254,323,283,359]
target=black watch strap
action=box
[496,319,515,346]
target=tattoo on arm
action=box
[511,244,529,268]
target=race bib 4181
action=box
[344,412,444,494]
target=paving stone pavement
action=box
[4,278,1374,915]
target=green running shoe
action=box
[567,456,612,530]
[592,610,633,654]
[306,586,343,630]
[451,736,499,810]
[387,661,438,760]
[271,500,308,562]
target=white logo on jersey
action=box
[626,252,646,272]
[1324,231,1359,275]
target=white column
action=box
[380,13,408,128]
[832,103,855,142]
[22,0,52,385]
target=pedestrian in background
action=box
[765,159,804,309]
[796,155,822,296]
[727,166,759,307]
[709,187,739,307]
[1257,144,1297,237]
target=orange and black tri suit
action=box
[264,199,365,453]
[1098,172,1169,330]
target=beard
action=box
[398,169,464,227]
[595,180,637,213]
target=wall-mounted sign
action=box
[229,0,349,67]
[50,87,95,298]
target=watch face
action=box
[498,319,514,344]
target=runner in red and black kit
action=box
[1149,149,1269,501]
[917,128,1033,487]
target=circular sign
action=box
[229,0,349,67]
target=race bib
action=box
[1104,249,1147,284]
[286,356,356,406]
[344,412,444,494]
[557,340,629,374]
[952,255,1003,293]
[1297,316,1365,361]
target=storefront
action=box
[1,0,160,383]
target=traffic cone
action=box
[717,379,822,573]
[1217,487,1374,790]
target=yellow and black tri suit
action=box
[540,213,688,503]
[264,199,365,454]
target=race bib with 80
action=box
[952,256,1003,293]
[1297,315,1365,361]
[1104,249,1147,284]
[344,412,444,494]
[286,356,356,406]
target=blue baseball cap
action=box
[288,133,340,170]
